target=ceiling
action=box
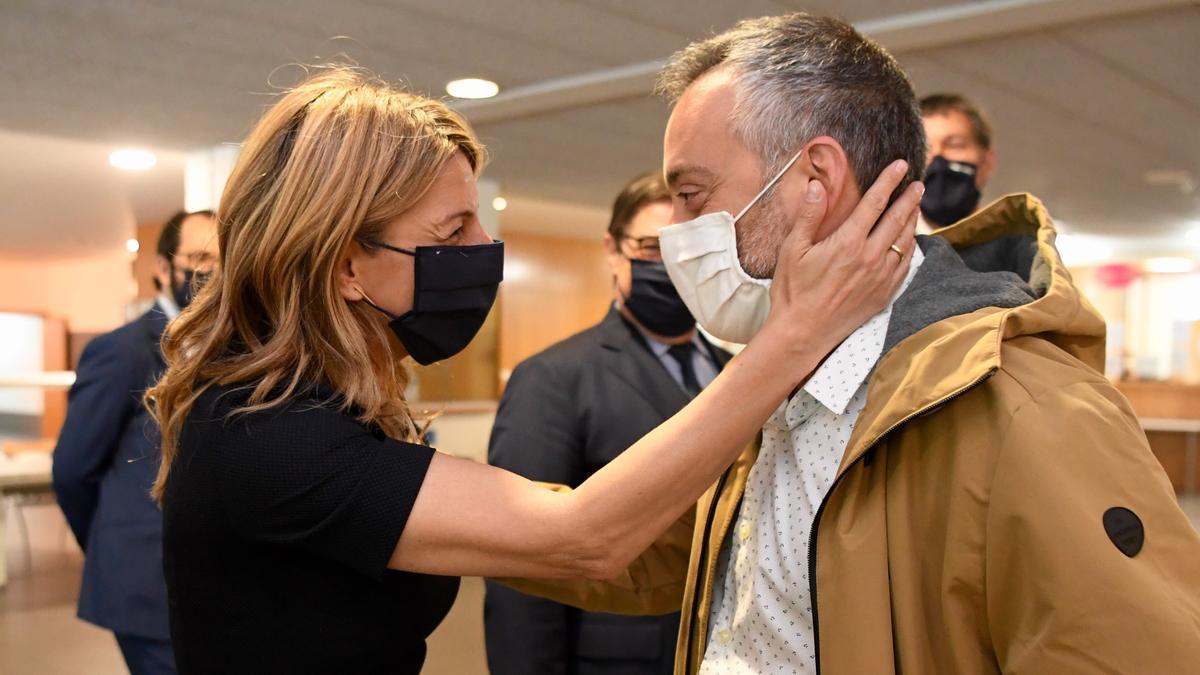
[1,0,1198,258]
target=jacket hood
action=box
[838,193,1107,472]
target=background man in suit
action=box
[52,209,218,675]
[918,93,997,232]
[484,172,731,675]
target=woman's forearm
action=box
[389,326,826,580]
[565,326,826,577]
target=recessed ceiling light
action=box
[1144,257,1195,274]
[110,148,157,171]
[446,78,499,100]
[125,238,140,253]
[492,196,508,212]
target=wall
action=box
[497,230,613,384]
[0,249,136,334]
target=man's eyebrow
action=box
[666,164,715,188]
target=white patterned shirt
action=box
[699,246,924,675]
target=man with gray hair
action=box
[505,12,1200,674]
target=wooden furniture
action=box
[1117,381,1200,494]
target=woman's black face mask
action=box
[359,240,504,366]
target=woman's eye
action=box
[677,191,698,204]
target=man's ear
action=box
[800,136,852,206]
[154,255,172,291]
[603,232,623,271]
[337,246,366,302]
[978,148,998,188]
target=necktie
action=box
[667,342,701,397]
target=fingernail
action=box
[805,180,822,202]
[916,182,925,196]
[893,160,908,174]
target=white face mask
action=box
[660,149,804,344]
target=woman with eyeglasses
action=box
[149,68,920,674]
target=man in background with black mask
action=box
[918,93,997,232]
[53,209,218,675]
[484,173,731,675]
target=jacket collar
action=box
[837,193,1107,473]
[597,307,697,419]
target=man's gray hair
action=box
[657,13,925,198]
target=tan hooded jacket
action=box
[503,194,1200,674]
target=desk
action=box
[1140,418,1200,494]
[0,453,54,587]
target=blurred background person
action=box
[918,93,998,232]
[51,209,218,675]
[484,172,732,675]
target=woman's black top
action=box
[162,383,458,674]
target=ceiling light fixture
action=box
[125,238,140,253]
[446,78,500,100]
[1144,257,1196,274]
[492,196,508,212]
[110,148,157,171]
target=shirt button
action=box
[738,522,752,541]
[718,629,732,644]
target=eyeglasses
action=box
[174,251,217,269]
[620,236,662,261]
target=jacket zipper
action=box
[806,366,997,674]
[685,467,731,674]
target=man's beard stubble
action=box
[734,190,792,280]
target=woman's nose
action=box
[465,218,493,245]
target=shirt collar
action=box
[157,293,181,320]
[636,325,706,360]
[795,245,925,418]
[618,301,705,358]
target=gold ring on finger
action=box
[889,244,904,259]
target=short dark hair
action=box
[657,13,925,201]
[920,93,993,150]
[607,172,670,241]
[154,209,214,290]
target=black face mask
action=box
[623,259,695,337]
[920,156,982,227]
[361,240,504,366]
[172,267,211,310]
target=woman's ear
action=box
[801,135,851,206]
[337,246,365,302]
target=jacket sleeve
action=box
[986,379,1200,674]
[494,481,696,616]
[51,332,139,550]
[484,357,584,675]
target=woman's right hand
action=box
[760,159,924,369]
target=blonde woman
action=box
[149,68,921,674]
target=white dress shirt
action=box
[638,328,720,393]
[699,246,925,675]
[157,293,181,320]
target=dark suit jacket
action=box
[485,308,731,675]
[52,305,171,641]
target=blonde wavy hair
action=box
[147,68,485,502]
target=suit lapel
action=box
[142,305,170,371]
[597,308,691,420]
